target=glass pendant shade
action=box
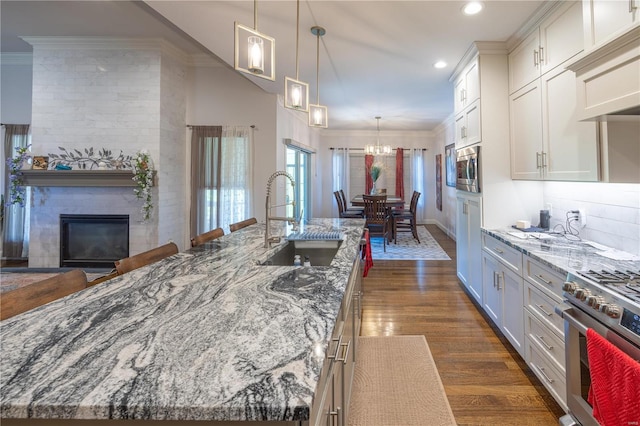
[284,0,309,112]
[309,104,328,128]
[234,23,275,81]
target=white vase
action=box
[370,181,377,195]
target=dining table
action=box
[350,195,405,209]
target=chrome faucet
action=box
[265,171,297,248]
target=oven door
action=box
[557,303,640,426]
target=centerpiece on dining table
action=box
[370,162,383,195]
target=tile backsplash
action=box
[544,181,640,256]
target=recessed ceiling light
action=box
[462,1,484,15]
[433,61,447,69]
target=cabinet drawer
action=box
[482,234,523,274]
[525,256,566,300]
[525,280,564,338]
[525,310,565,372]
[527,340,568,412]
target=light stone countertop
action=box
[482,228,640,276]
[0,218,365,422]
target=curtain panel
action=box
[331,148,350,216]
[395,148,404,199]
[190,126,222,236]
[2,124,31,258]
[364,154,374,195]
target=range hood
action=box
[566,25,640,120]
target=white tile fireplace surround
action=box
[29,186,158,268]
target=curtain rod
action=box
[186,125,256,129]
[329,147,427,151]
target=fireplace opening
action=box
[60,214,129,268]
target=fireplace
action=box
[60,214,129,268]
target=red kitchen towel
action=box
[586,328,640,426]
[362,229,373,277]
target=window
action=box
[190,126,253,235]
[286,146,311,221]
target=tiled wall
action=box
[26,39,186,267]
[544,181,640,256]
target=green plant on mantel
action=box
[6,145,31,206]
[132,150,155,222]
[48,147,133,170]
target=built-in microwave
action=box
[456,146,480,193]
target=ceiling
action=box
[1,0,546,131]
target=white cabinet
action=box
[522,255,568,411]
[456,193,482,305]
[481,234,525,357]
[454,60,480,114]
[454,99,481,148]
[583,0,640,48]
[509,1,584,93]
[510,65,599,181]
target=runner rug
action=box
[348,335,457,426]
[369,225,451,260]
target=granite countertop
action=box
[0,218,365,422]
[482,228,640,276]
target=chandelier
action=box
[234,0,275,81]
[284,0,309,111]
[364,116,392,155]
[309,26,328,128]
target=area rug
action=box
[369,225,451,260]
[348,335,457,426]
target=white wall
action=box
[432,116,457,238]
[544,181,640,256]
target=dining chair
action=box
[191,227,224,247]
[339,189,365,216]
[229,217,257,232]
[0,269,88,320]
[114,242,179,275]
[393,191,421,243]
[362,194,391,252]
[334,191,364,218]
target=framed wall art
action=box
[445,143,456,187]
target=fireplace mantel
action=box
[20,170,156,187]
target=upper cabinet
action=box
[509,1,584,94]
[454,60,480,114]
[509,1,599,182]
[583,0,640,48]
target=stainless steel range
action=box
[556,269,640,426]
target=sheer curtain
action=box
[2,124,31,258]
[190,125,254,236]
[219,126,253,231]
[410,149,426,223]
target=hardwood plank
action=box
[360,224,566,425]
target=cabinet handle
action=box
[494,247,504,254]
[492,271,497,288]
[497,271,504,291]
[328,336,342,360]
[535,334,554,350]
[535,274,552,285]
[532,363,555,384]
[461,125,467,139]
[460,88,467,103]
[329,407,341,426]
[533,49,539,66]
[538,46,544,63]
[337,340,351,364]
[537,304,553,317]
[542,151,548,168]
[536,152,541,169]
[630,0,637,12]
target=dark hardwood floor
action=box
[360,224,565,426]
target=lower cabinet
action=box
[481,249,525,357]
[457,192,482,305]
[312,257,362,426]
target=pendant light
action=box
[234,0,275,81]
[284,0,309,111]
[364,116,392,155]
[309,26,328,128]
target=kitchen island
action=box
[0,218,365,425]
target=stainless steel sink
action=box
[262,240,342,266]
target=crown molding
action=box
[20,37,189,63]
[0,52,33,65]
